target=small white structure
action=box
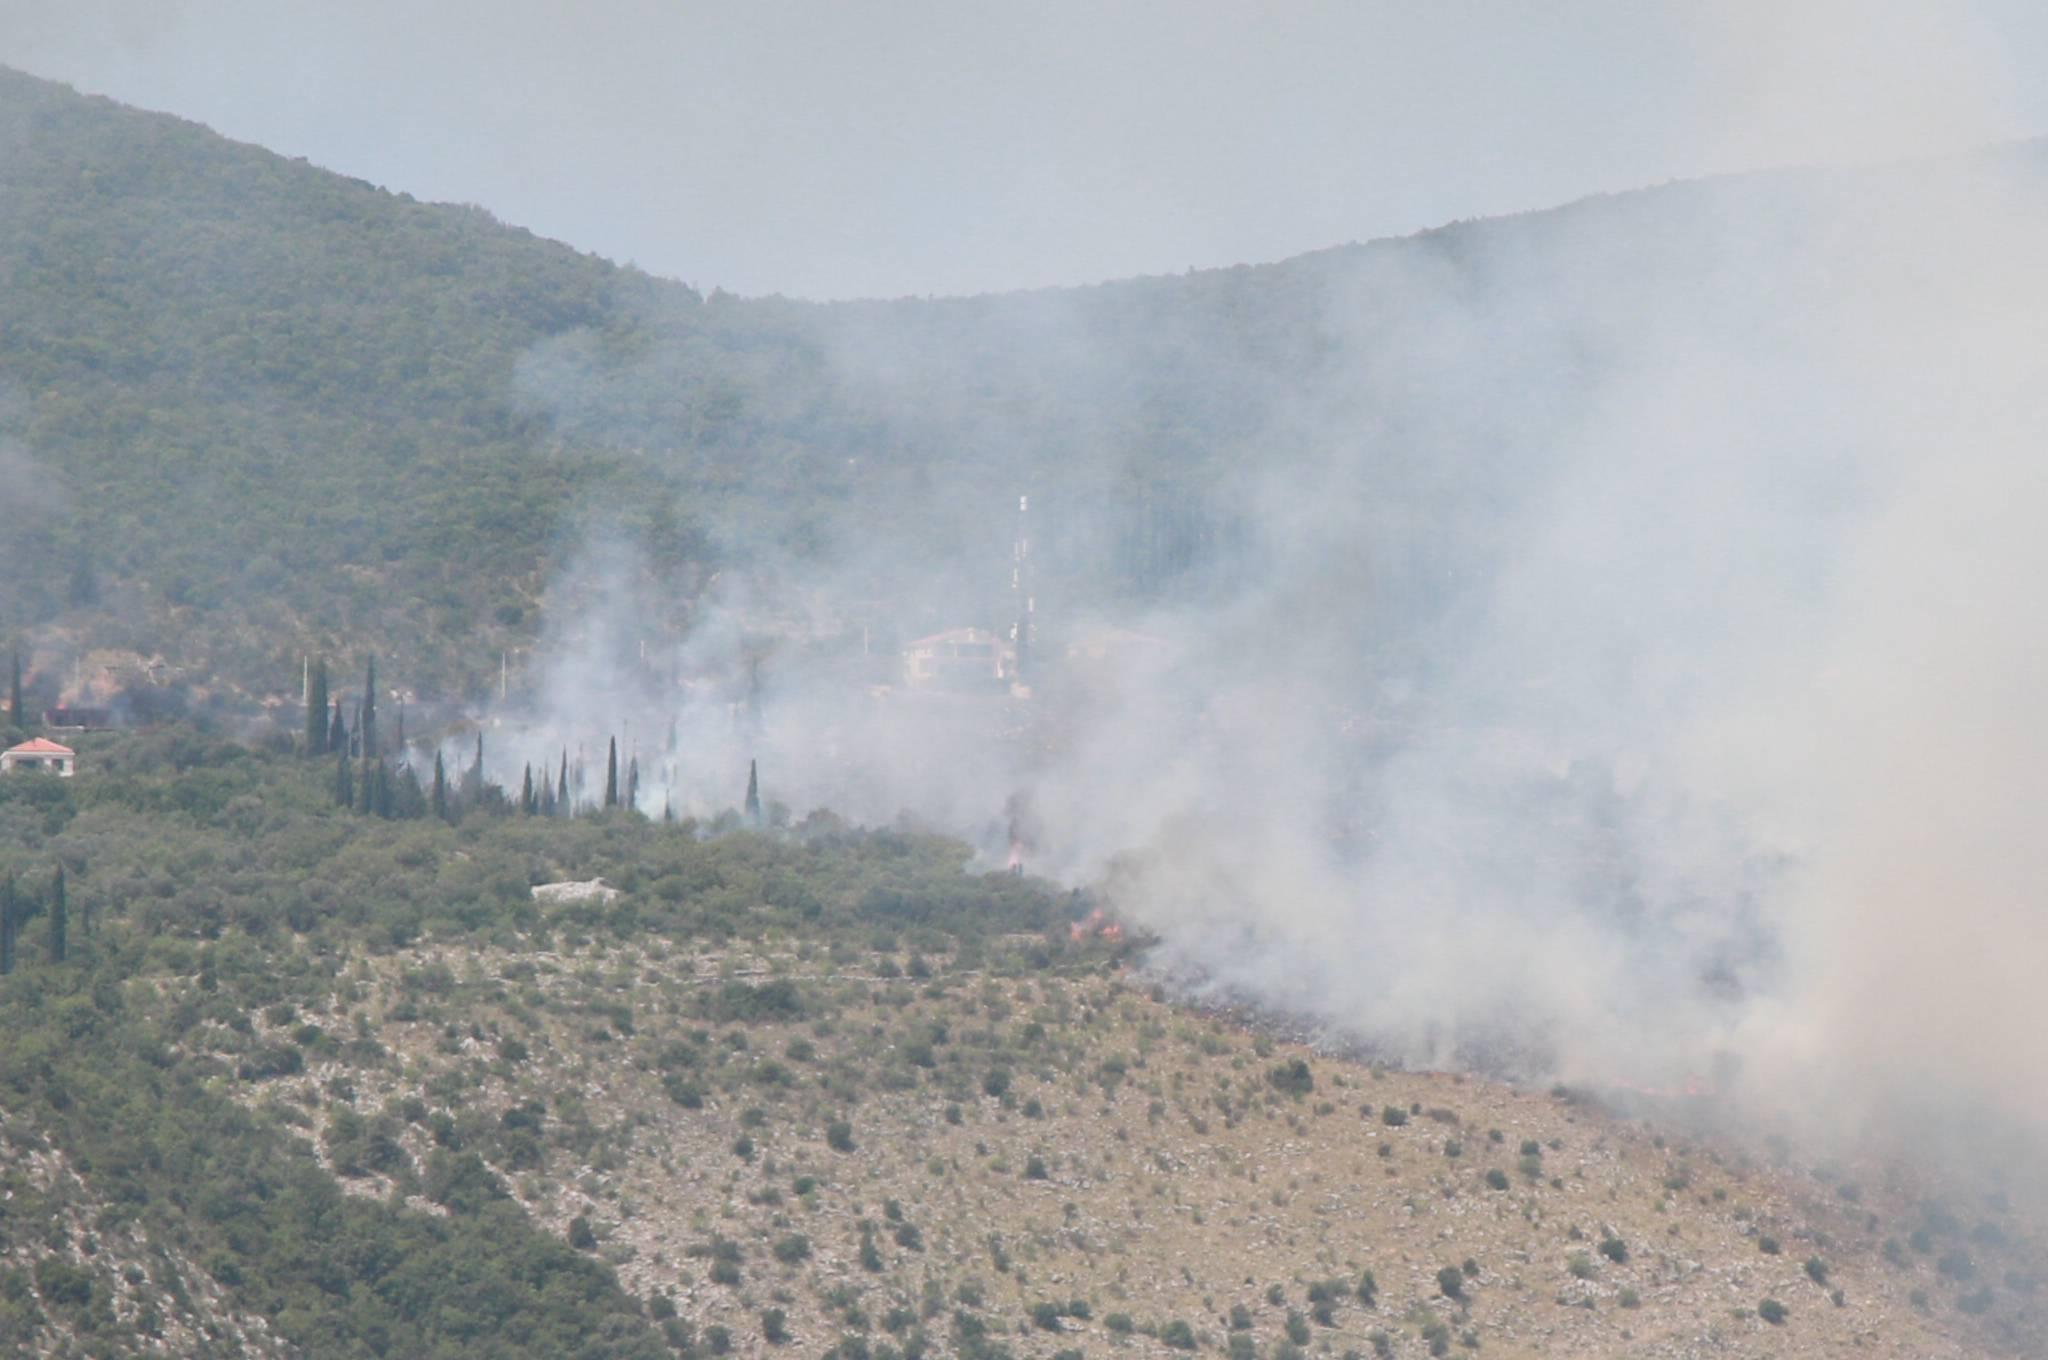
[0,737,74,777]
[530,879,620,905]
[902,627,1016,691]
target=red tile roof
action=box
[6,737,74,756]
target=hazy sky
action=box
[6,1,2045,299]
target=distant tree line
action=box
[306,655,762,826]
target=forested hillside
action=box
[0,63,1276,702]
[16,64,2019,710]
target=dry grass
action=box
[226,938,2046,1359]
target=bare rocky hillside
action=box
[209,933,2045,1360]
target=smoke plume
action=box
[487,141,2048,1201]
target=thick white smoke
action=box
[494,145,2048,1186]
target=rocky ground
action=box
[211,933,2045,1359]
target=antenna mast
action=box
[1010,493,1033,685]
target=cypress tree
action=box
[372,760,392,819]
[305,657,329,755]
[431,751,448,821]
[604,737,619,809]
[626,755,639,812]
[328,700,347,757]
[744,758,761,826]
[558,751,569,813]
[1,874,17,975]
[334,750,354,809]
[361,657,378,758]
[48,864,65,963]
[520,764,534,814]
[357,756,375,815]
[391,762,426,819]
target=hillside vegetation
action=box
[11,65,2027,708]
[0,728,2036,1358]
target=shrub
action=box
[772,1234,811,1264]
[1161,1320,1198,1350]
[762,1308,790,1344]
[710,1259,742,1288]
[1758,1236,1780,1255]
[1031,1301,1064,1331]
[1285,1309,1311,1343]
[568,1216,597,1251]
[827,1120,857,1152]
[1024,1155,1049,1181]
[1437,1266,1466,1301]
[1104,1312,1135,1334]
[34,1258,92,1310]
[1228,1304,1253,1330]
[1618,1288,1640,1309]
[1381,1106,1408,1127]
[1267,1059,1314,1097]
[1804,1257,1828,1285]
[1567,1253,1595,1280]
[1758,1298,1787,1325]
[1598,1236,1628,1264]
[1357,1270,1378,1305]
[1485,1169,1510,1191]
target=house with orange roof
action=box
[0,737,75,777]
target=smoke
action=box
[490,145,2048,1192]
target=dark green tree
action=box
[626,755,639,812]
[360,657,378,758]
[47,864,64,963]
[391,761,426,819]
[557,751,569,813]
[744,758,761,825]
[0,874,16,975]
[334,750,354,809]
[431,750,449,821]
[328,699,347,756]
[520,764,534,814]
[604,738,619,810]
[305,657,329,755]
